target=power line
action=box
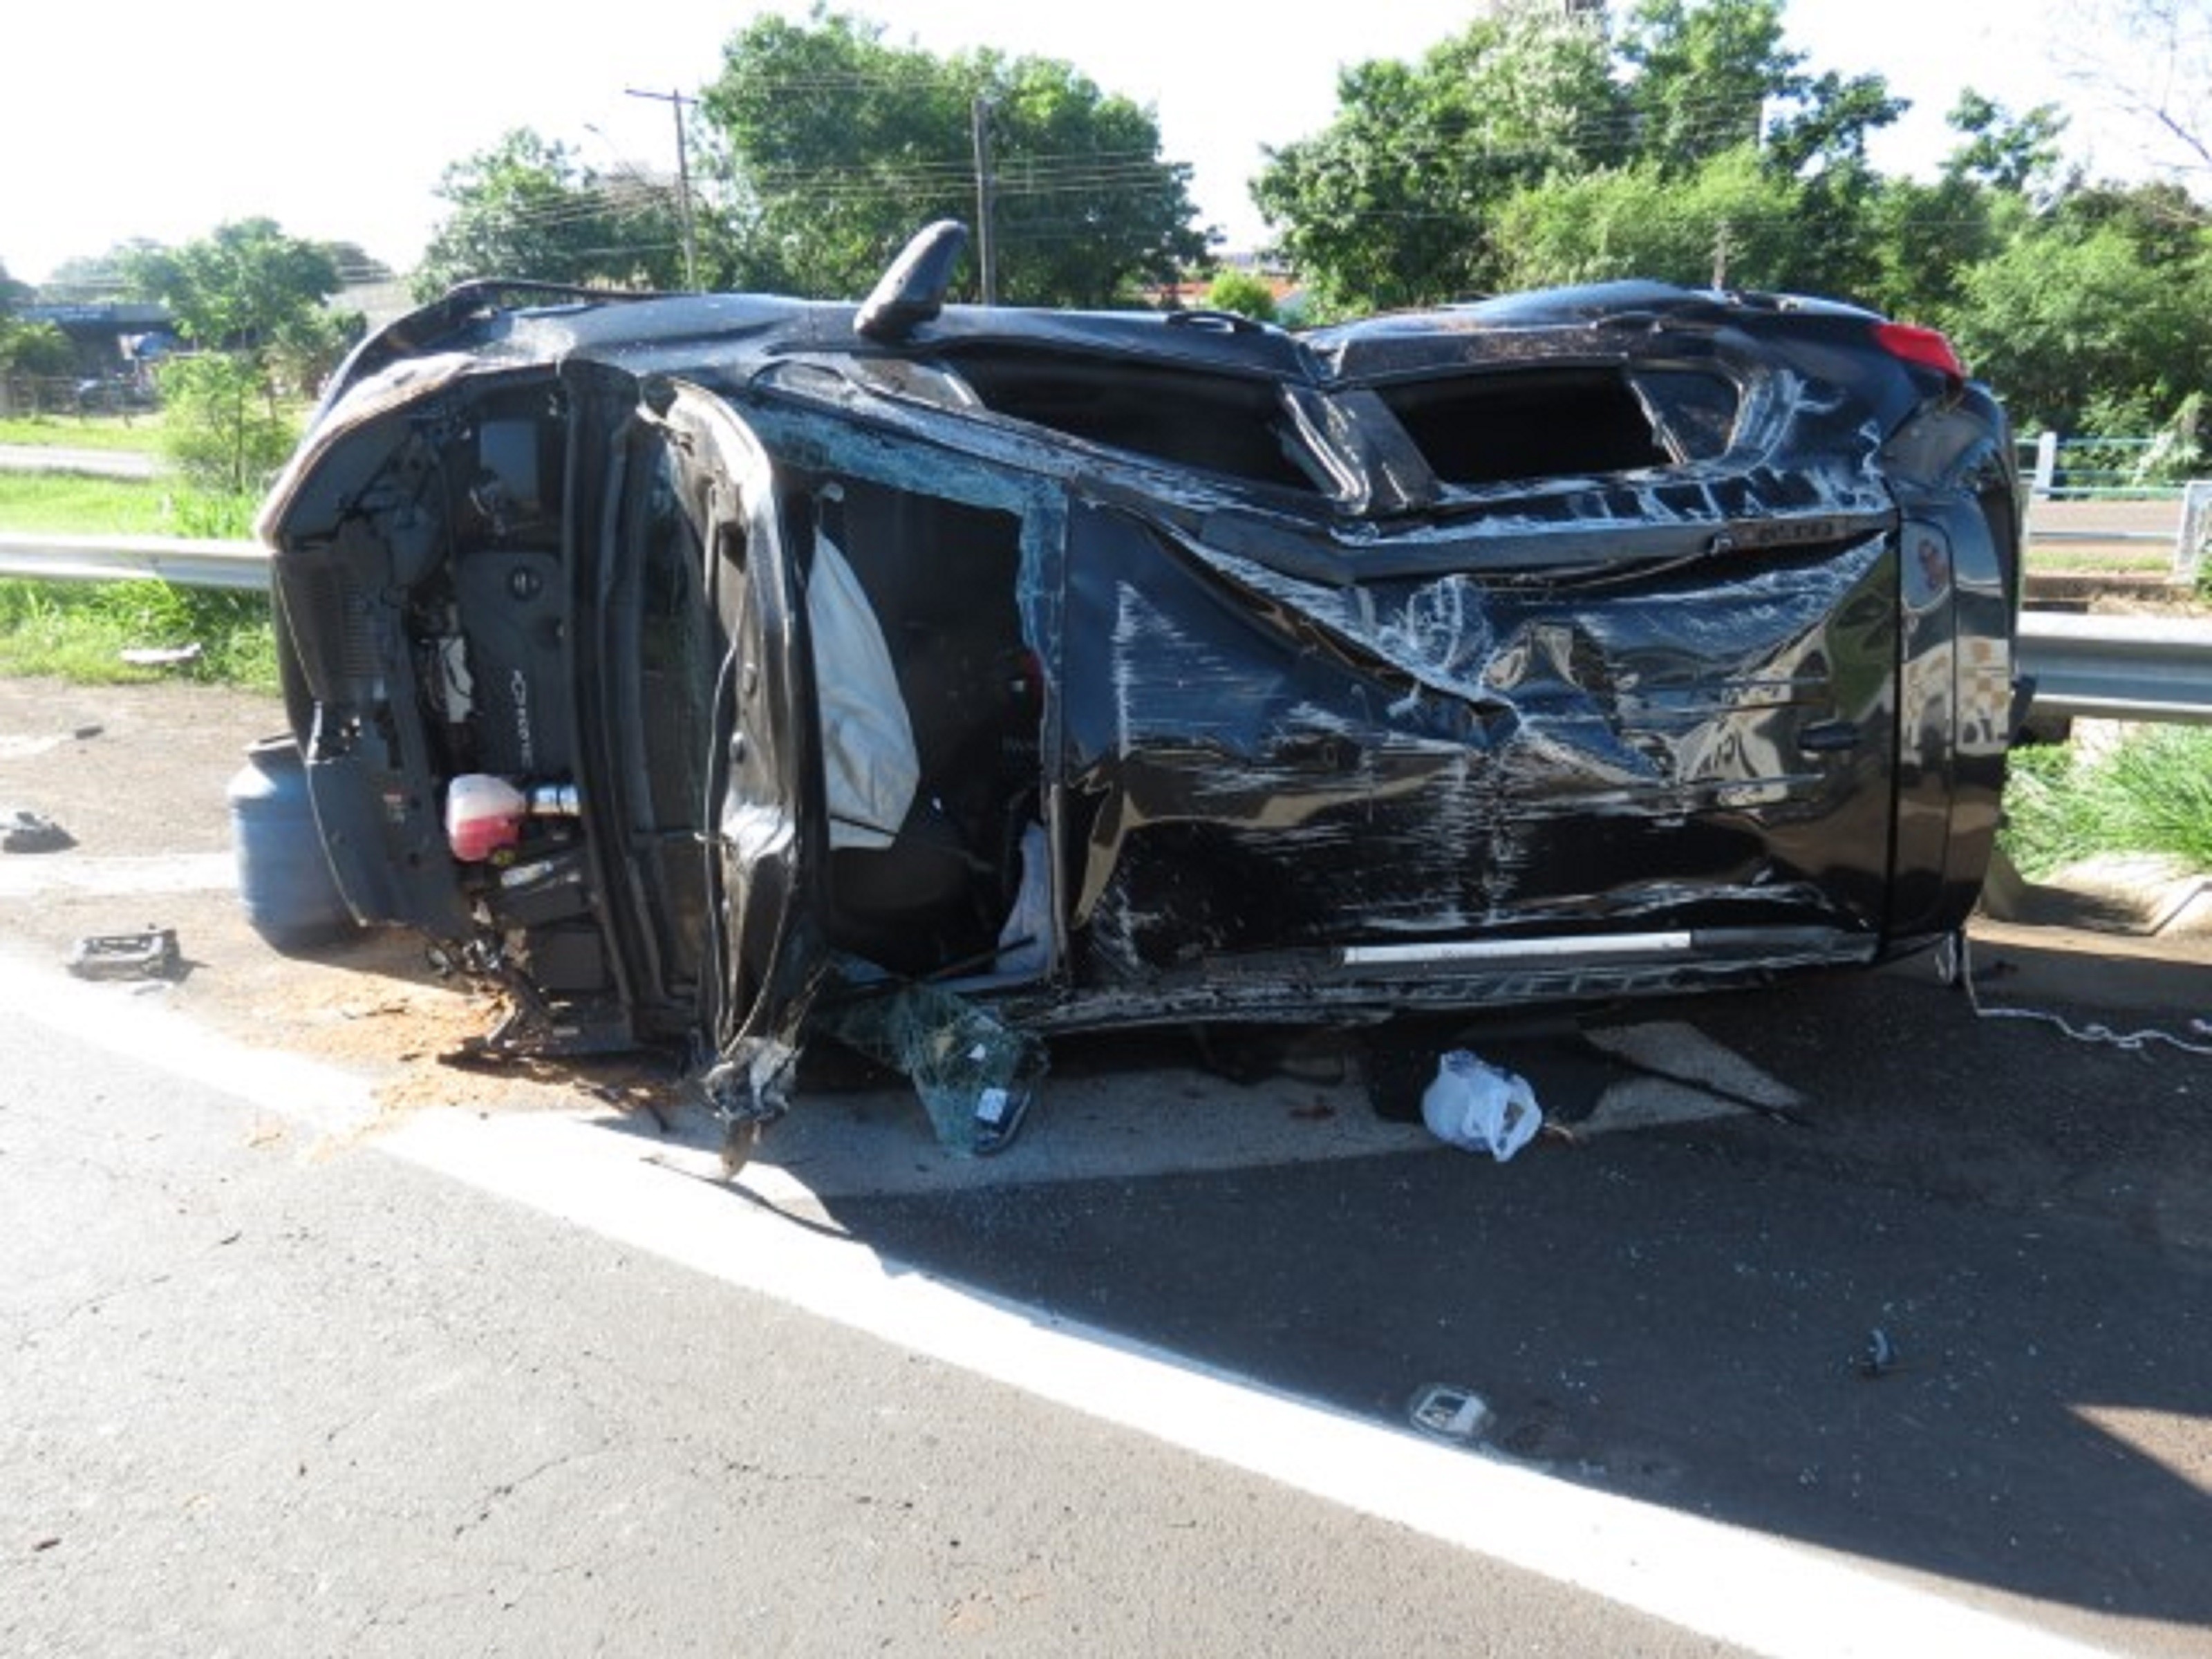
[626,86,700,288]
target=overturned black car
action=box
[259,223,2021,1132]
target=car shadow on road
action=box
[603,956,2212,1637]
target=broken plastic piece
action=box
[446,773,527,861]
[1409,1382,1494,1443]
[118,644,203,667]
[3,808,74,854]
[821,973,1047,1155]
[67,928,180,981]
[444,775,581,863]
[702,1035,803,1152]
[1421,1049,1541,1161]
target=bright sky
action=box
[0,0,2168,288]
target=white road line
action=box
[1,955,2113,1659]
[0,850,235,897]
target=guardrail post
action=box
[2031,431,2059,500]
[2183,481,2211,585]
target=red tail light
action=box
[1873,321,1966,380]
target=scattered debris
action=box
[66,927,180,981]
[1421,1049,1541,1161]
[118,644,203,668]
[1857,1327,1899,1380]
[1938,931,2212,1058]
[1409,1382,1494,1443]
[2,809,74,854]
[820,972,1047,1156]
[1369,1019,1808,1143]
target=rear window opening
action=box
[944,347,1323,494]
[1377,368,1683,487]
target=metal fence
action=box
[0,373,160,420]
[2016,433,2207,583]
[2020,432,2190,502]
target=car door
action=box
[656,381,825,1064]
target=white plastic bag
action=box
[1421,1049,1542,1161]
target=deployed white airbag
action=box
[808,533,919,850]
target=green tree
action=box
[157,353,298,492]
[0,260,76,384]
[698,11,1203,306]
[122,219,341,359]
[1942,216,2212,431]
[1252,2,1622,315]
[1201,268,1278,322]
[1490,145,1806,292]
[415,129,686,299]
[1618,0,1902,177]
[119,221,348,489]
[1862,174,2018,322]
[1253,0,1904,316]
[1942,91,2068,196]
[1617,0,1792,168]
[1860,93,2061,326]
[1620,1,1903,300]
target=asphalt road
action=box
[3,677,2211,1655]
[1,989,1752,1659]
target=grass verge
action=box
[0,471,274,692]
[0,412,168,452]
[0,473,176,534]
[0,473,260,536]
[0,579,277,693]
[2000,727,2212,878]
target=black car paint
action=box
[259,260,2019,1089]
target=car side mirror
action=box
[856,221,969,343]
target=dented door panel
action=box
[1059,500,1899,985]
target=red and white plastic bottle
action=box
[444,774,529,862]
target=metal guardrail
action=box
[1,532,2208,723]
[2019,432,2188,502]
[0,532,268,592]
[2016,610,2212,726]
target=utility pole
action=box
[626,86,699,290]
[1711,219,1732,291]
[971,96,999,306]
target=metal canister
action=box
[226,734,355,950]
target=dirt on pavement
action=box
[0,675,675,1121]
